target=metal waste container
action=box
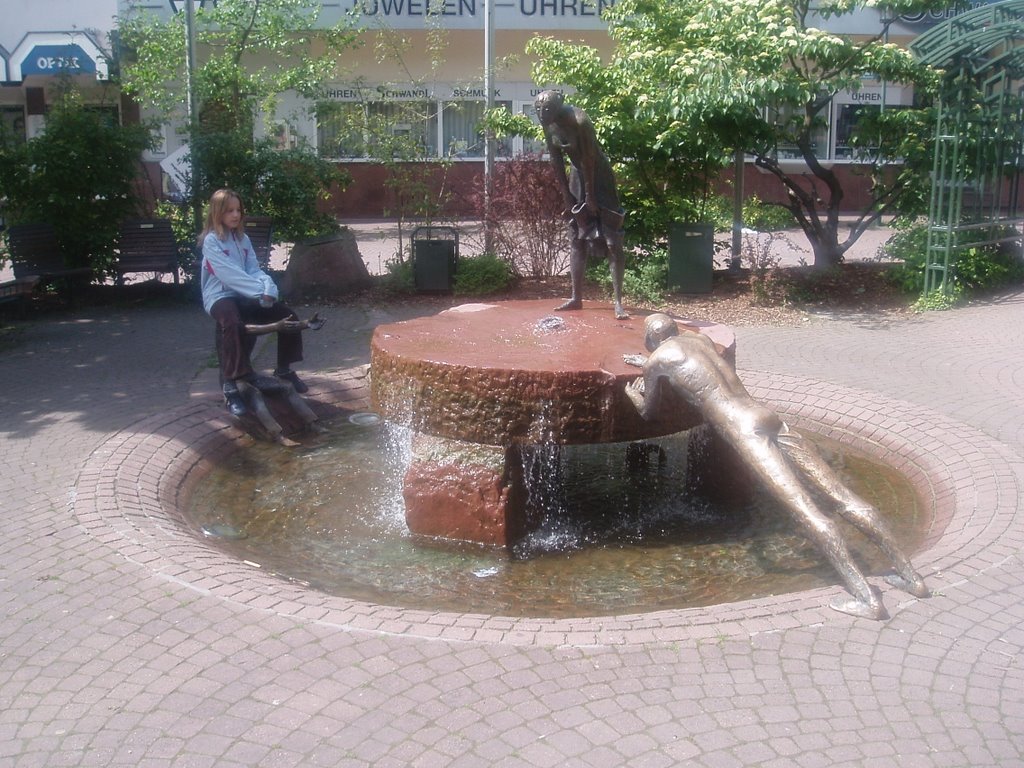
[667,223,714,293]
[412,225,459,292]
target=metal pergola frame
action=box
[911,1,1024,295]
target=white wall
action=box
[0,0,118,53]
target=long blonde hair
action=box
[200,188,247,242]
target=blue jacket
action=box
[200,231,279,315]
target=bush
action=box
[880,219,930,293]
[587,247,667,305]
[153,200,206,282]
[0,86,154,274]
[462,155,570,278]
[882,219,1024,296]
[191,128,348,243]
[380,257,415,294]
[622,248,668,304]
[453,253,514,296]
[954,242,1024,291]
[742,195,795,232]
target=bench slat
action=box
[7,223,91,281]
[115,218,180,284]
[246,216,274,267]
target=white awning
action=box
[8,32,109,82]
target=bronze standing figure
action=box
[535,90,628,319]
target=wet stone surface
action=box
[370,299,737,445]
[185,419,927,619]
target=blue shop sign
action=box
[20,44,97,77]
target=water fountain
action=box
[367,298,928,619]
[369,299,736,546]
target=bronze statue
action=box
[535,90,628,320]
[624,314,930,619]
[224,313,327,446]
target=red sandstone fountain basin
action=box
[370,299,737,446]
[369,300,738,546]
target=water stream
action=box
[186,418,927,619]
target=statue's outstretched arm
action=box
[245,312,325,336]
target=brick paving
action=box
[1,278,1023,766]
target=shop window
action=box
[317,100,438,159]
[519,101,546,156]
[0,107,26,144]
[375,100,438,158]
[766,103,829,160]
[317,102,367,158]
[441,100,512,158]
[834,103,881,160]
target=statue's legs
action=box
[777,426,929,598]
[722,432,887,619]
[556,208,628,319]
[605,230,628,319]
[555,239,587,312]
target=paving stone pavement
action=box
[1,280,1023,767]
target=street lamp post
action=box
[183,0,201,231]
[483,0,495,254]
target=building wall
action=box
[2,0,978,218]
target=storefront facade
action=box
[2,0,984,215]
[0,1,122,143]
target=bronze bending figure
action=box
[228,312,326,446]
[535,90,628,320]
[624,314,930,620]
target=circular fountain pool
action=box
[185,417,927,619]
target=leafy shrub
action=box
[740,230,788,305]
[880,219,929,293]
[0,86,154,274]
[622,248,668,304]
[191,128,348,243]
[380,257,415,294]
[954,242,1024,291]
[742,196,795,232]
[883,218,1024,296]
[454,253,514,296]
[153,200,206,283]
[587,247,667,305]
[912,290,958,312]
[461,155,570,278]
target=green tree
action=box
[526,0,946,267]
[119,0,359,129]
[0,85,154,274]
[496,39,734,245]
[118,0,359,238]
[315,22,457,262]
[186,128,347,242]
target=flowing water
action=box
[186,418,927,618]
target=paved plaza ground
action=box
[1,224,1023,766]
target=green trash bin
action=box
[667,223,714,293]
[412,226,459,292]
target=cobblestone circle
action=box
[2,290,1023,767]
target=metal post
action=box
[184,0,202,232]
[730,148,744,270]
[483,0,496,254]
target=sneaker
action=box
[223,382,249,417]
[274,369,308,394]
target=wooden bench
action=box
[246,216,274,268]
[6,224,92,297]
[0,276,40,308]
[114,218,180,285]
